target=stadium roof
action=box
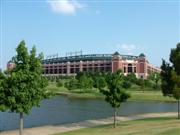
[42,53,138,64]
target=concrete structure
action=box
[42,52,161,78]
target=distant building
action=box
[7,60,15,71]
[42,52,161,79]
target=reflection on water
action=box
[0,95,177,131]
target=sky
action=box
[0,0,180,70]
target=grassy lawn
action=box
[128,90,175,102]
[54,117,180,135]
[47,82,176,102]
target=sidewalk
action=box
[0,112,176,135]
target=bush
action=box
[125,73,137,84]
[122,81,132,89]
[136,78,145,89]
[78,74,93,89]
[64,79,79,90]
[144,79,152,87]
[94,76,107,89]
[56,80,63,87]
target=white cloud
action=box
[116,44,142,55]
[47,0,84,15]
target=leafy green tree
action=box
[122,81,132,89]
[56,80,64,87]
[144,79,153,88]
[0,41,51,135]
[136,78,145,92]
[170,43,180,75]
[161,43,180,118]
[100,70,130,128]
[78,73,93,89]
[76,71,107,89]
[148,72,160,89]
[55,76,59,82]
[76,71,85,80]
[125,73,137,84]
[94,76,107,89]
[161,60,175,96]
[65,78,79,90]
[170,43,180,118]
[0,72,7,111]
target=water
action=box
[0,95,178,131]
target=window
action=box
[50,69,53,74]
[134,67,136,73]
[59,69,62,73]
[63,69,67,74]
[75,68,80,73]
[83,68,87,71]
[100,67,104,72]
[70,68,74,73]
[128,64,133,73]
[45,69,49,74]
[124,67,126,73]
[54,69,57,74]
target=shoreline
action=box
[56,92,176,102]
[0,112,177,135]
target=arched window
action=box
[128,64,133,73]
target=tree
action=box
[78,73,93,89]
[170,43,180,75]
[122,81,132,89]
[94,76,107,89]
[136,78,145,92]
[100,70,130,128]
[144,79,153,88]
[0,72,7,111]
[65,78,79,90]
[56,80,64,87]
[161,60,175,96]
[0,40,51,135]
[161,43,180,119]
[125,73,137,84]
[148,72,160,89]
[170,43,180,118]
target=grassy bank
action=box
[54,117,180,135]
[47,82,176,102]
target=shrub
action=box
[125,73,137,84]
[78,74,93,89]
[56,80,63,87]
[94,76,107,89]
[136,78,145,89]
[144,79,152,88]
[122,81,132,89]
[65,79,79,90]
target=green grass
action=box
[48,82,176,102]
[128,90,175,102]
[54,117,180,135]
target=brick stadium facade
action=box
[41,52,160,79]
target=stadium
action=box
[41,52,161,79]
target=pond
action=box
[0,95,177,131]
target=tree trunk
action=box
[155,80,158,89]
[114,108,116,128]
[19,112,23,135]
[178,99,180,119]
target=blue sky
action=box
[0,0,180,69]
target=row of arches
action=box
[124,64,136,73]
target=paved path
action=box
[0,112,177,135]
